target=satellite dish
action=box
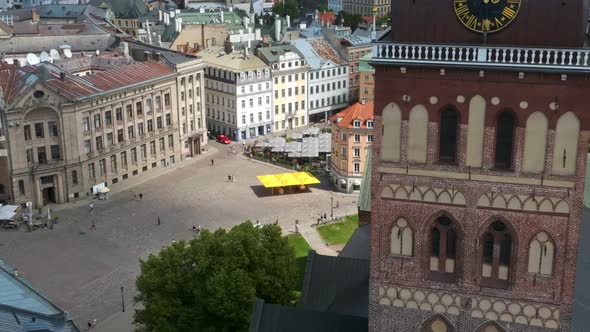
[95,50,100,55]
[64,49,72,58]
[50,49,60,61]
[40,51,51,63]
[26,53,40,65]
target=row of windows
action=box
[309,67,347,80]
[274,116,306,130]
[273,73,306,84]
[381,100,581,175]
[339,133,373,142]
[25,145,61,164]
[274,86,306,99]
[274,101,306,115]
[87,135,174,179]
[311,95,348,109]
[205,67,270,82]
[309,80,347,94]
[206,80,271,95]
[271,59,307,70]
[23,121,59,140]
[241,112,271,125]
[389,215,556,287]
[179,74,200,87]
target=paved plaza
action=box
[0,142,357,330]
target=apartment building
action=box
[0,46,206,208]
[199,46,273,140]
[358,52,374,101]
[0,108,9,204]
[292,37,349,123]
[329,99,373,193]
[342,0,390,17]
[257,45,310,132]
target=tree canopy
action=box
[134,222,298,331]
[272,0,300,19]
[336,11,366,31]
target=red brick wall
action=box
[369,67,589,331]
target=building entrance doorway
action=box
[42,187,56,205]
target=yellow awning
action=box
[256,172,321,188]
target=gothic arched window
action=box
[391,218,413,256]
[527,232,555,276]
[494,112,515,170]
[428,216,459,282]
[439,108,459,163]
[481,221,513,288]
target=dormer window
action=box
[353,120,361,128]
[367,120,373,128]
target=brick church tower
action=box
[369,0,590,331]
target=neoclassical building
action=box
[0,44,206,207]
[370,0,590,331]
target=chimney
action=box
[286,15,290,28]
[169,9,175,18]
[220,9,224,22]
[143,51,151,61]
[60,72,66,81]
[164,13,169,26]
[274,16,281,41]
[154,52,161,61]
[360,97,367,105]
[158,10,162,21]
[199,7,205,13]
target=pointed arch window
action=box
[391,218,413,256]
[481,221,513,288]
[494,112,515,169]
[476,321,505,332]
[439,108,459,163]
[428,216,459,282]
[420,314,455,332]
[527,232,555,276]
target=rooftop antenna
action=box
[26,53,40,65]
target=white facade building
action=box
[328,0,342,14]
[200,46,273,141]
[292,37,349,123]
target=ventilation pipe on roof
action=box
[164,13,169,26]
[220,8,224,22]
[59,72,66,81]
[286,15,290,28]
[154,52,161,61]
[144,51,151,61]
[274,16,281,41]
[158,10,162,21]
[170,9,175,18]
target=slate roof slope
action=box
[339,223,370,260]
[298,251,369,318]
[249,299,368,332]
[89,0,149,18]
[0,259,79,332]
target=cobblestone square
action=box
[0,143,357,330]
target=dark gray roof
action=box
[126,40,199,65]
[571,207,590,331]
[89,0,149,18]
[249,299,368,332]
[299,251,369,318]
[339,223,370,260]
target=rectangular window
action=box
[341,146,347,157]
[105,111,112,126]
[159,137,165,151]
[26,148,34,164]
[18,180,25,195]
[155,96,162,110]
[24,125,31,140]
[131,148,137,163]
[126,105,133,119]
[72,170,78,185]
[138,123,144,136]
[116,108,123,121]
[354,148,361,157]
[93,114,101,129]
[48,121,58,136]
[95,136,103,150]
[136,102,143,115]
[117,129,124,143]
[50,145,60,160]
[128,126,135,139]
[168,134,174,148]
[150,141,156,156]
[107,132,114,146]
[99,159,106,175]
[88,163,95,178]
[288,88,292,97]
[157,116,163,129]
[84,140,92,154]
[250,114,254,123]
[368,135,373,142]
[275,90,278,99]
[121,151,128,168]
[354,162,360,173]
[147,119,154,132]
[107,156,116,173]
[275,106,279,115]
[35,123,44,138]
[165,113,171,126]
[354,134,361,142]
[141,144,147,160]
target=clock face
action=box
[454,0,522,33]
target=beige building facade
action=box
[0,47,206,208]
[330,99,373,193]
[342,0,390,17]
[257,45,310,132]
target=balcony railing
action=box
[372,43,590,72]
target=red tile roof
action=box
[0,63,33,105]
[318,12,336,25]
[330,100,374,129]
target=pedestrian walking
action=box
[323,213,327,220]
[89,202,94,214]
[157,216,161,226]
[133,192,137,200]
[87,319,93,330]
[228,174,232,182]
[90,220,96,231]
[192,224,196,233]
[211,159,215,166]
[197,224,201,234]
[231,174,235,182]
[139,193,143,200]
[295,223,299,234]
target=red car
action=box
[216,134,231,144]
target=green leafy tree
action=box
[336,11,366,31]
[134,222,297,331]
[272,0,300,18]
[316,4,331,12]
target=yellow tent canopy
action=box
[257,172,320,188]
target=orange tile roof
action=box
[330,100,374,129]
[318,12,336,25]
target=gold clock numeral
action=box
[502,7,516,19]
[465,15,477,29]
[507,0,520,3]
[494,17,504,28]
[455,5,470,19]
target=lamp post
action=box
[330,197,333,219]
[121,286,125,312]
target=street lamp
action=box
[121,286,125,312]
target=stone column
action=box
[56,173,65,204]
[34,176,42,208]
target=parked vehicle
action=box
[216,134,231,144]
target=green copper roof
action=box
[359,52,374,73]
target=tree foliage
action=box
[134,222,298,331]
[336,11,366,31]
[272,0,300,18]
